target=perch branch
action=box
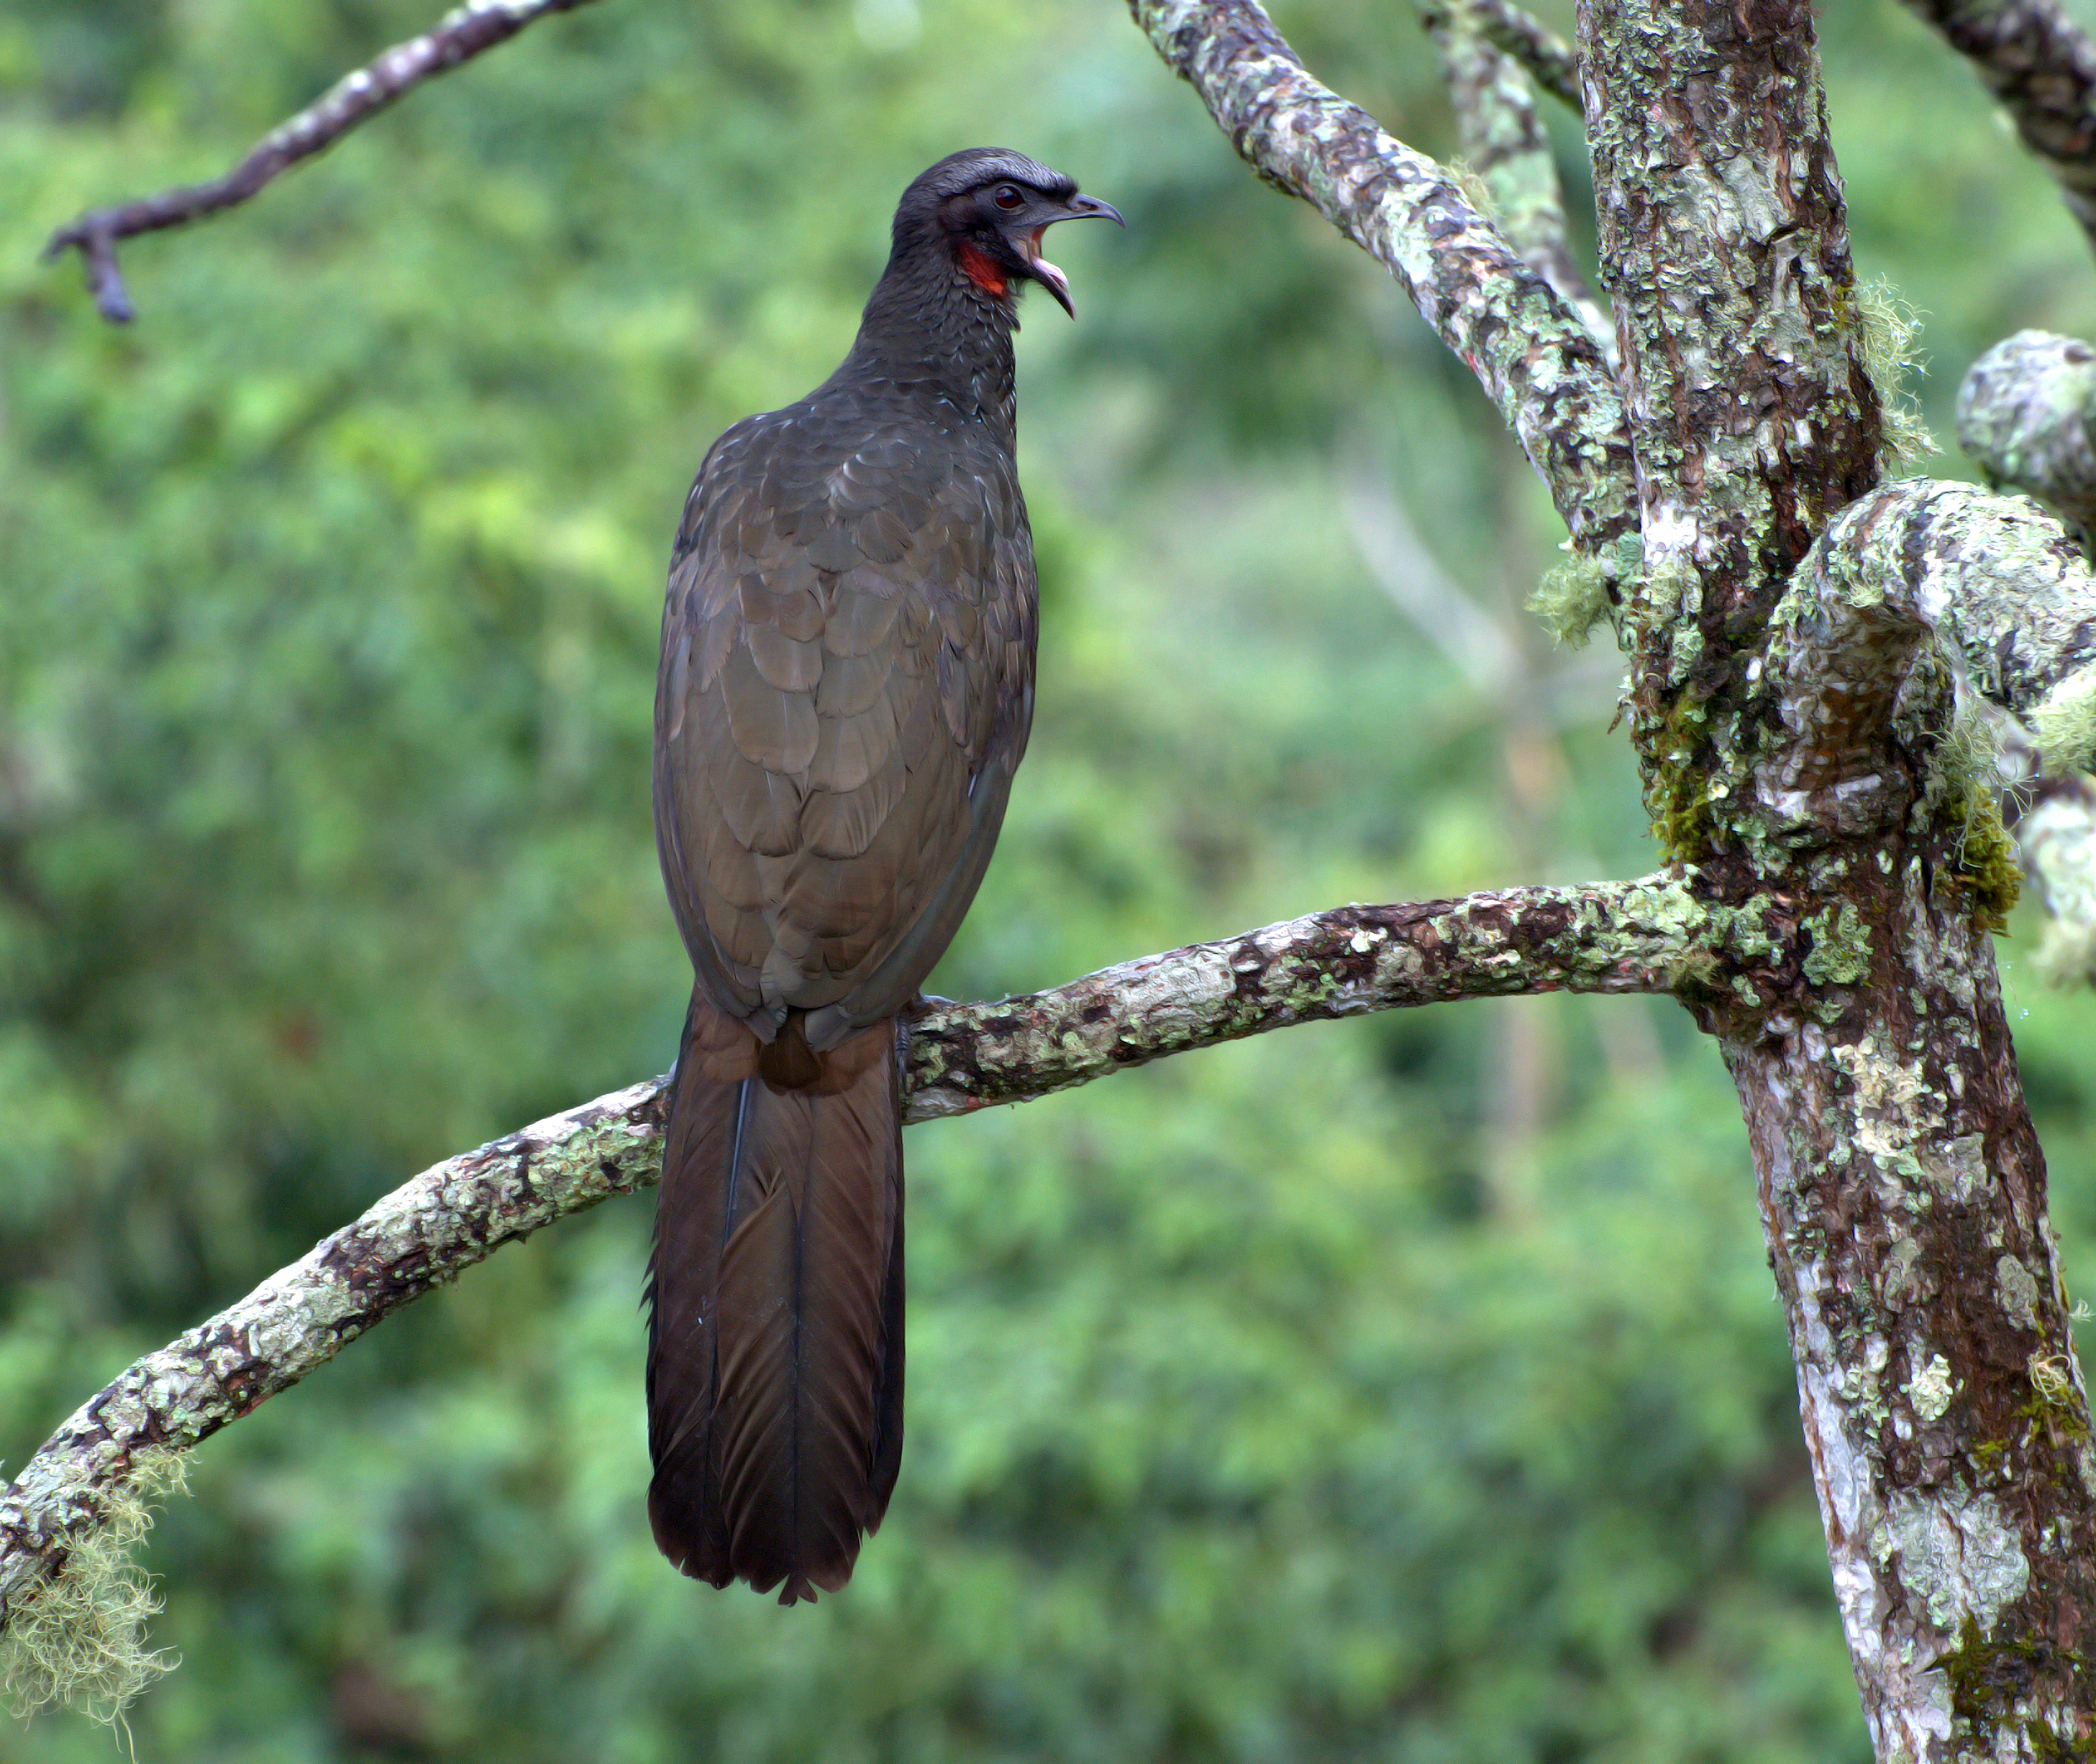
[0,873,1753,1630]
[1899,0,2096,250]
[1126,0,1637,563]
[43,0,603,323]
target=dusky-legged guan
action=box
[648,150,1118,1603]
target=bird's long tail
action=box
[645,999,904,1603]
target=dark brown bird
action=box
[647,149,1119,1603]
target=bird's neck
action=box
[846,245,1020,438]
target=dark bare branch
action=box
[0,874,1755,1645]
[1900,0,2096,250]
[43,0,603,324]
[1127,0,1637,565]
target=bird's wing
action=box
[654,403,1036,1044]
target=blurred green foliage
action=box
[2,0,2094,1757]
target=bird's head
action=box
[894,148,1122,318]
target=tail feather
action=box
[646,999,903,1603]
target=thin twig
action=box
[43,0,603,323]
[0,873,1766,1635]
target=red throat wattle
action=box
[956,240,1009,298]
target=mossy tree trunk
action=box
[1581,0,2096,1754]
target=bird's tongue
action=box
[1023,229,1069,300]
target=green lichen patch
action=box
[1802,900,1872,988]
[1527,549,1616,647]
[1,1448,190,1728]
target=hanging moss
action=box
[1644,694,1717,864]
[1926,712,2023,931]
[0,1448,190,1728]
[1528,549,1615,646]
[1851,279,1938,472]
[1958,790,2025,931]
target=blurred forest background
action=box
[4,0,2095,1757]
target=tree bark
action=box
[1578,0,2096,1750]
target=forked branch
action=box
[1418,0,1613,357]
[44,0,603,323]
[1126,0,1636,562]
[0,873,1759,1639]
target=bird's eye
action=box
[993,185,1023,211]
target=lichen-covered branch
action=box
[1860,483,2096,779]
[904,873,1744,1116]
[1899,0,2096,250]
[1128,0,1637,565]
[1419,0,1614,360]
[1959,330,2096,540]
[1451,0,1582,109]
[1582,0,1880,747]
[0,1075,668,1656]
[1776,479,2096,761]
[44,0,602,324]
[0,873,1753,1662]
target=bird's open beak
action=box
[1023,194,1123,318]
